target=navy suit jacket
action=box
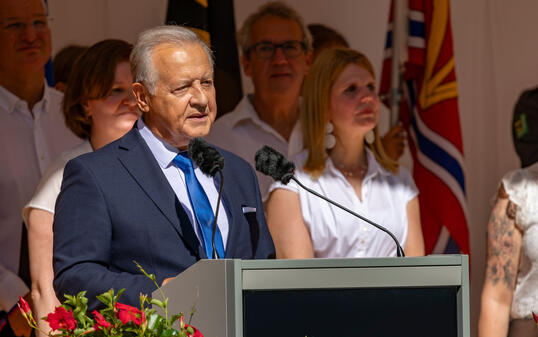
[53,127,275,310]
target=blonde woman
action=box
[266,48,424,258]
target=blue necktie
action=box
[173,152,225,259]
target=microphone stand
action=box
[211,169,224,259]
[290,176,406,257]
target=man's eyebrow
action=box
[4,14,47,21]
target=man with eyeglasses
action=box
[207,1,312,200]
[0,1,79,336]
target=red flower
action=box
[185,324,204,337]
[17,296,31,315]
[92,310,111,330]
[115,302,145,326]
[533,311,538,324]
[45,307,77,331]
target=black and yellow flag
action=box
[166,0,243,116]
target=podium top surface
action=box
[238,254,468,269]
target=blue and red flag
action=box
[379,0,470,254]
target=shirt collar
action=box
[137,117,180,169]
[226,94,262,127]
[0,82,50,115]
[227,94,304,153]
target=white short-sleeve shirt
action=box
[22,140,93,224]
[269,148,418,258]
[501,163,538,319]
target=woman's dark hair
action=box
[52,45,88,85]
[63,39,133,139]
[308,23,349,53]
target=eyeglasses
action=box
[247,40,306,59]
[0,17,52,34]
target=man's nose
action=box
[271,46,288,65]
[190,84,209,111]
[20,23,38,42]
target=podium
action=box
[156,255,469,337]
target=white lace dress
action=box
[501,162,538,320]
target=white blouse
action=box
[501,163,538,319]
[22,140,92,224]
[269,148,418,258]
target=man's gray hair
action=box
[237,1,312,55]
[130,25,214,94]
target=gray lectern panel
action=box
[242,265,461,289]
[154,255,469,337]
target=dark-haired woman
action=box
[22,39,138,335]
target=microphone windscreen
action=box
[255,146,295,184]
[188,138,224,177]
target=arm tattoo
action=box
[484,191,520,290]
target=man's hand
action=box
[162,277,174,287]
[381,123,407,161]
[8,293,32,337]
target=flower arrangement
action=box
[17,262,203,337]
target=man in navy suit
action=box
[53,26,275,310]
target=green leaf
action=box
[146,313,163,330]
[115,288,126,301]
[170,314,182,325]
[186,326,194,335]
[150,299,164,309]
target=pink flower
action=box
[92,310,111,330]
[45,306,77,331]
[115,302,145,326]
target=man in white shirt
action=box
[0,1,79,335]
[206,1,312,200]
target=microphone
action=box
[188,137,225,259]
[255,146,405,257]
[254,146,296,183]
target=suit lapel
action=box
[217,165,243,257]
[115,129,202,256]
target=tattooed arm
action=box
[478,184,522,337]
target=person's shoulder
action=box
[45,85,63,106]
[501,163,538,199]
[48,141,92,173]
[69,128,138,167]
[393,164,413,181]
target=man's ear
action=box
[241,54,252,77]
[132,83,150,113]
[304,49,313,74]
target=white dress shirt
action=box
[269,148,418,258]
[206,95,303,201]
[0,84,80,311]
[138,118,229,248]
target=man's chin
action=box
[183,124,212,139]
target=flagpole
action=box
[389,0,403,127]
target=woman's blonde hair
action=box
[301,48,398,177]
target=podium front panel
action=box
[157,255,469,337]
